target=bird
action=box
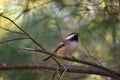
[43,32,79,61]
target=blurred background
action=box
[0,0,120,80]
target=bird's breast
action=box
[69,41,78,53]
[56,41,78,56]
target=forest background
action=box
[0,0,120,80]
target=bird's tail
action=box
[43,55,52,61]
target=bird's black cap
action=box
[65,33,79,41]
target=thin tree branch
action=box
[0,62,117,78]
[79,36,102,65]
[51,71,57,80]
[0,26,24,34]
[20,48,120,78]
[0,15,46,50]
[0,37,29,44]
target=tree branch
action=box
[20,48,120,78]
[0,15,46,50]
[0,62,116,78]
[0,26,24,34]
[0,37,29,44]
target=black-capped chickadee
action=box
[43,32,79,61]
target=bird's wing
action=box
[53,42,65,52]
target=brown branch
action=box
[0,15,46,50]
[20,48,120,78]
[0,37,29,44]
[0,26,24,34]
[0,62,117,78]
[51,71,57,80]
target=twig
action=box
[51,71,57,80]
[0,26,24,34]
[0,15,46,50]
[0,37,29,44]
[57,65,61,78]
[79,36,102,65]
[58,61,71,80]
[51,57,61,67]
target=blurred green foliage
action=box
[0,0,120,80]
